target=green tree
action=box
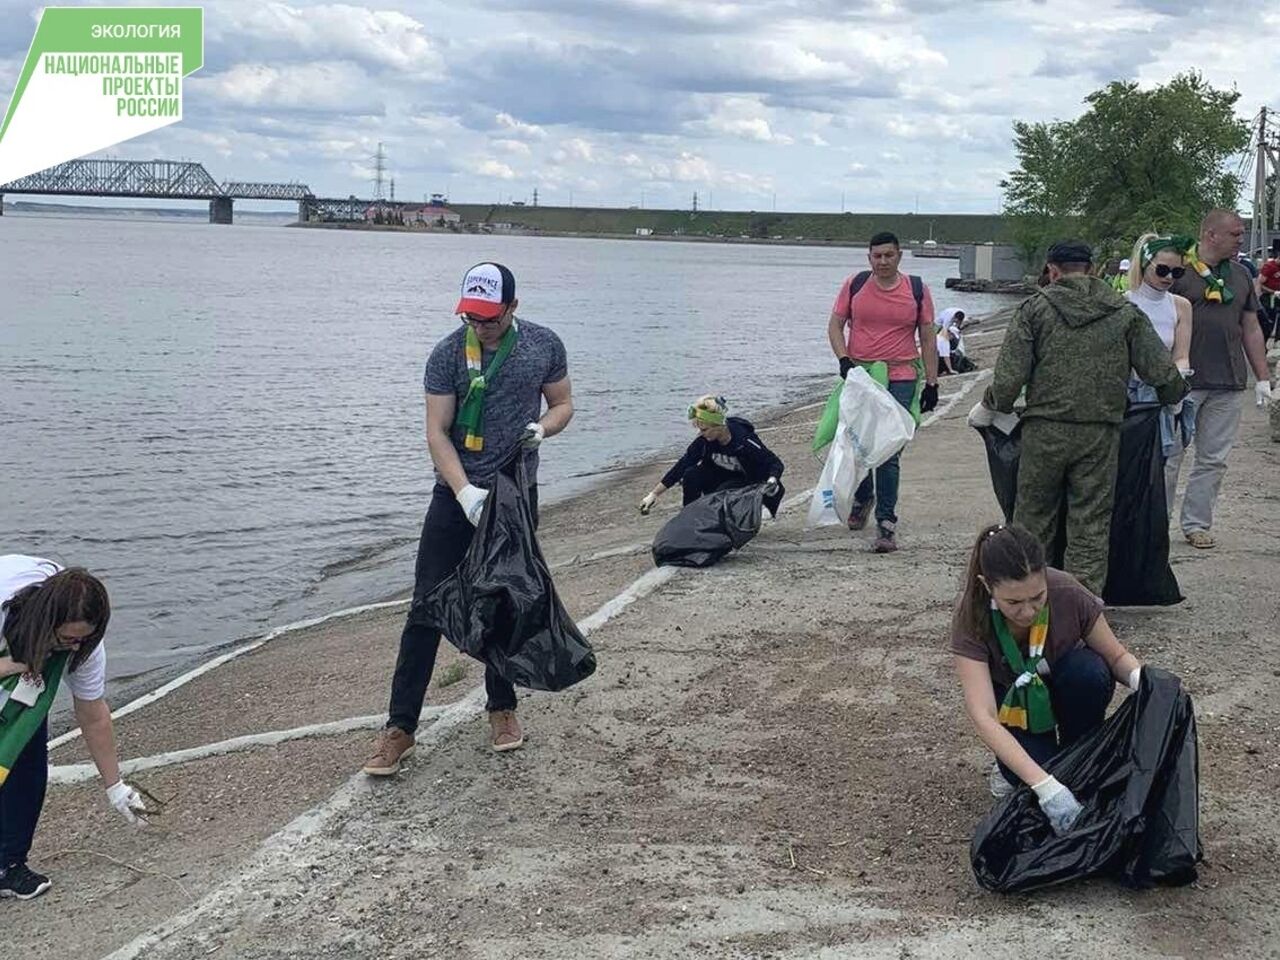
[1001,72,1250,265]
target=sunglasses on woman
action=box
[1153,264,1185,279]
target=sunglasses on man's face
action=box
[462,312,503,327]
[1153,264,1186,279]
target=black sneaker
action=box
[0,863,52,900]
[872,521,898,554]
[847,500,872,531]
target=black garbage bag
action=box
[977,421,1022,524]
[652,484,764,568]
[975,403,1182,606]
[411,451,596,692]
[1103,404,1182,606]
[971,667,1201,893]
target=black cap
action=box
[1046,241,1093,265]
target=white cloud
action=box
[492,138,533,156]
[494,112,548,140]
[201,62,385,114]
[473,158,516,179]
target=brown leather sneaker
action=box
[362,726,416,776]
[488,709,524,753]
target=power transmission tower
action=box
[692,191,699,212]
[372,141,387,200]
[532,188,539,207]
[389,176,396,202]
[1250,107,1280,255]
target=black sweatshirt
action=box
[661,416,785,489]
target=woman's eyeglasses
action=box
[1153,264,1186,279]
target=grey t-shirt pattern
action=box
[423,318,568,486]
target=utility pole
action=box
[373,140,386,200]
[692,191,699,213]
[389,177,395,202]
[532,187,539,207]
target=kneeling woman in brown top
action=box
[951,524,1143,835]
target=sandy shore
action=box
[12,329,1280,959]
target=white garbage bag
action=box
[806,368,916,529]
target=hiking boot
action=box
[361,726,415,776]
[488,709,524,753]
[0,863,52,900]
[988,761,1014,800]
[847,500,872,531]
[872,521,898,554]
[1185,530,1216,550]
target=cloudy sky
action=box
[0,0,1275,212]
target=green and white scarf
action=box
[992,605,1056,734]
[455,320,518,452]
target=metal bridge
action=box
[0,158,316,222]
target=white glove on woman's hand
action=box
[1256,380,1273,408]
[457,484,489,526]
[639,492,658,515]
[967,401,996,428]
[106,780,148,825]
[521,422,545,449]
[1128,666,1142,692]
[1032,776,1083,836]
[762,476,780,496]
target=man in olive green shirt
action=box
[969,241,1187,593]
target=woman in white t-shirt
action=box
[1124,234,1195,511]
[0,555,146,901]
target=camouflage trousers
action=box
[1013,419,1120,596]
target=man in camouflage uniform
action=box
[969,241,1188,594]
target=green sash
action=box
[0,651,68,788]
[455,322,518,452]
[992,605,1056,735]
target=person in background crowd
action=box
[363,262,573,776]
[951,525,1144,823]
[1125,234,1196,511]
[826,231,941,553]
[639,395,784,518]
[1,556,147,901]
[1167,210,1272,549]
[936,308,975,375]
[968,241,1186,594]
[1258,240,1280,344]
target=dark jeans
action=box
[995,646,1115,786]
[854,379,917,525]
[0,719,48,869]
[387,483,538,733]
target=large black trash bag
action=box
[651,484,764,568]
[411,452,596,692]
[975,403,1181,606]
[971,667,1201,893]
[1103,403,1182,606]
[977,421,1022,524]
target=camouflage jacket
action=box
[984,275,1188,425]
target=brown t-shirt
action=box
[1170,260,1260,391]
[950,568,1104,688]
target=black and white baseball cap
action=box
[455,261,516,319]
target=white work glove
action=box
[1175,360,1194,379]
[762,476,780,496]
[1256,380,1273,408]
[639,492,658,516]
[1032,776,1083,836]
[967,401,996,429]
[521,422,545,449]
[106,780,148,826]
[1128,666,1142,692]
[456,483,489,526]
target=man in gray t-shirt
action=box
[363,262,574,776]
[1167,209,1272,549]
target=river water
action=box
[0,213,1010,689]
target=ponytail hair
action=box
[1129,232,1158,292]
[1,567,109,674]
[954,524,1046,642]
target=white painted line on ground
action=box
[52,540,663,752]
[99,557,684,960]
[48,709,449,785]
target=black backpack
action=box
[846,271,926,324]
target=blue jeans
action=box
[0,720,48,869]
[854,379,917,525]
[996,646,1115,786]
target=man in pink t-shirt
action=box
[826,231,940,553]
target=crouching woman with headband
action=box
[950,525,1143,835]
[1,555,147,900]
